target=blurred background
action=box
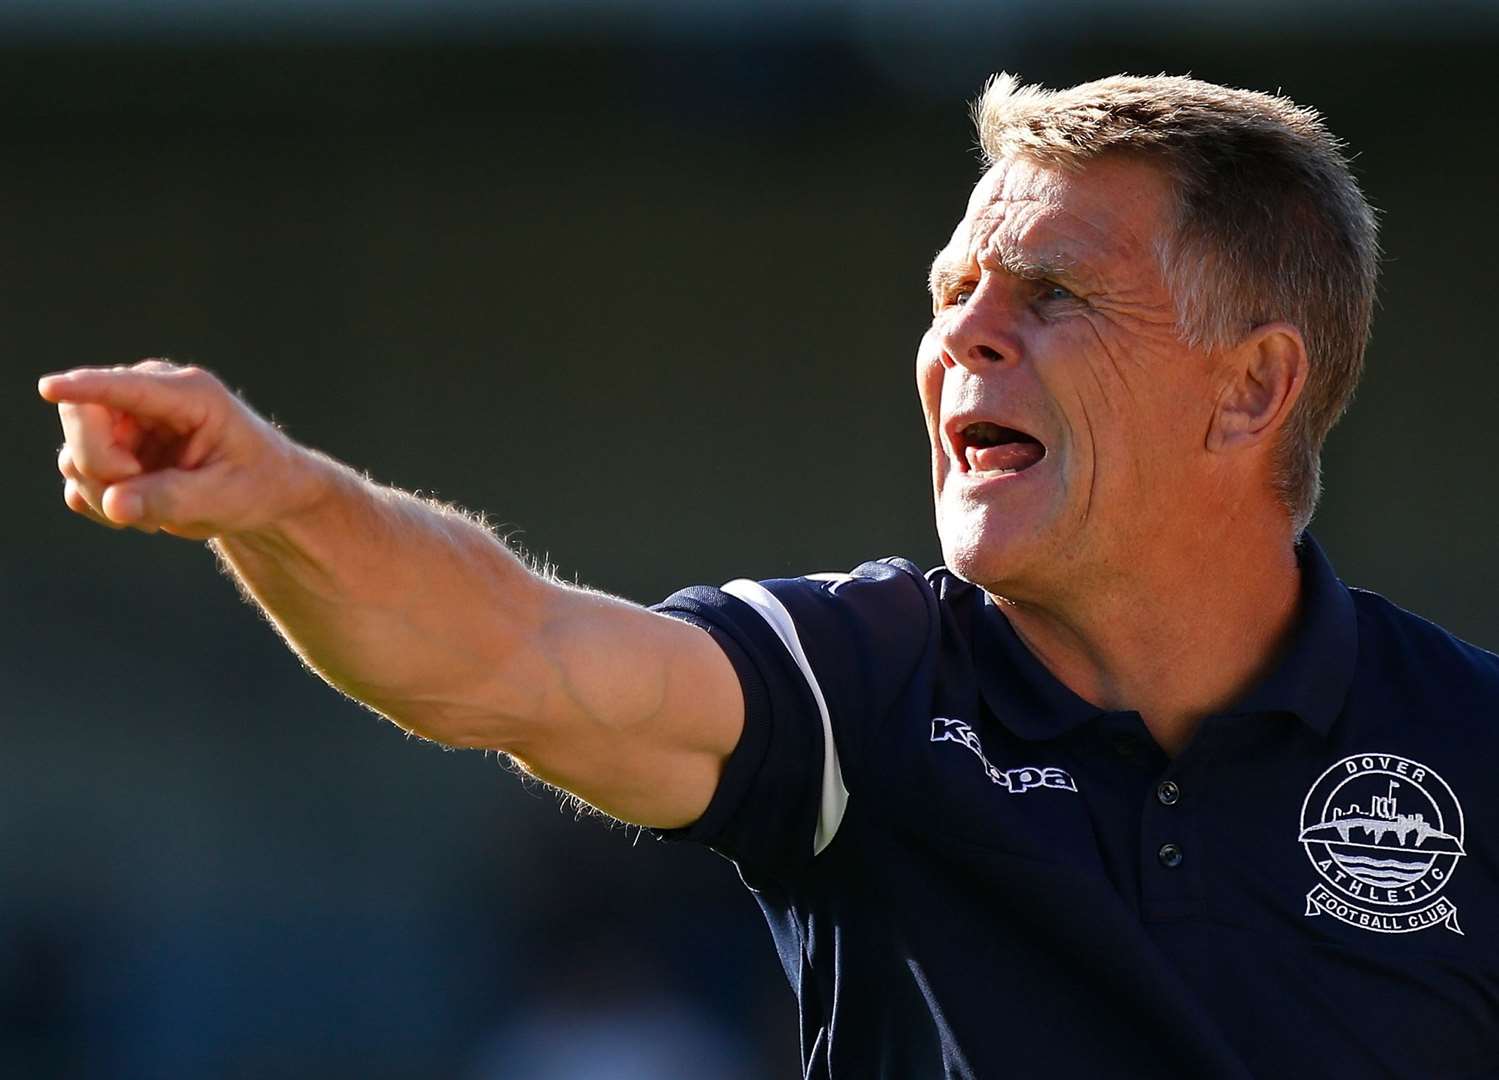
[4,1,1498,1076]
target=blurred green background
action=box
[4,3,1497,1076]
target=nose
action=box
[938,282,1023,373]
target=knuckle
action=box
[180,365,222,391]
[76,477,105,507]
[63,482,115,528]
[63,444,98,476]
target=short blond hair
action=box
[974,73,1379,532]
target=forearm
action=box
[42,360,743,825]
[212,447,549,747]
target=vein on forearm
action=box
[210,461,542,744]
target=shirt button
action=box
[1156,780,1181,806]
[1157,842,1184,869]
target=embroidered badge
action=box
[930,718,1077,795]
[1299,753,1466,935]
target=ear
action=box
[1206,321,1308,454]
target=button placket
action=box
[1141,769,1201,917]
[1156,780,1183,866]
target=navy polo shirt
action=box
[653,537,1499,1079]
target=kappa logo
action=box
[930,718,1077,795]
[1299,753,1467,936]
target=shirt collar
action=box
[975,532,1358,742]
[975,591,1107,742]
[1227,532,1357,736]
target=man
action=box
[40,73,1499,1078]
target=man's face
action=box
[918,154,1220,600]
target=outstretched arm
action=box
[39,360,743,829]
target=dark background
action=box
[4,4,1497,1076]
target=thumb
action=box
[102,466,224,536]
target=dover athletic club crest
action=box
[1299,753,1466,935]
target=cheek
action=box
[915,332,945,441]
[1062,325,1214,497]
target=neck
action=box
[992,513,1303,757]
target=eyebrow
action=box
[927,245,1095,300]
[927,260,965,300]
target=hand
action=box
[39,359,321,540]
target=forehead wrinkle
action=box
[970,195,1104,288]
[970,156,1175,286]
[928,174,1151,298]
[928,218,1074,296]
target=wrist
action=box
[215,440,351,557]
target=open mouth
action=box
[954,421,1046,475]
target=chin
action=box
[930,449,1079,598]
[936,506,1054,596]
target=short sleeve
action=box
[650,558,934,885]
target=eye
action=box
[932,284,974,313]
[1040,281,1075,302]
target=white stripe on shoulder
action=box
[721,578,849,856]
[804,572,855,593]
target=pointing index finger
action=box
[38,366,210,435]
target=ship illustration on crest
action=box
[1299,779,1465,885]
[1299,754,1467,935]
